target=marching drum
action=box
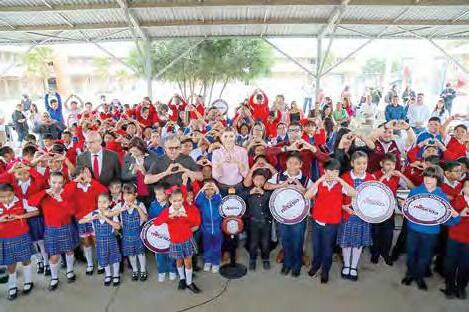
[269,187,310,225]
[352,181,396,224]
[219,195,246,218]
[402,194,452,226]
[222,217,244,236]
[211,99,229,115]
[140,219,171,253]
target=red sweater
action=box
[403,165,424,186]
[63,180,108,220]
[0,169,47,201]
[248,91,269,123]
[373,170,400,195]
[0,198,30,238]
[153,203,201,243]
[450,195,469,244]
[28,190,74,227]
[444,136,467,161]
[312,181,344,224]
[441,180,463,203]
[341,171,375,220]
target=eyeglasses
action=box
[288,128,301,133]
[166,146,180,151]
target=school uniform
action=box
[153,203,201,260]
[89,211,122,268]
[195,192,223,266]
[405,185,460,281]
[337,171,375,248]
[28,190,79,256]
[148,200,176,274]
[0,197,34,265]
[116,201,147,257]
[267,172,312,272]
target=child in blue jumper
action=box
[148,183,176,282]
[402,166,461,291]
[195,179,223,273]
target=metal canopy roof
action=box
[0,0,468,45]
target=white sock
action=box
[8,271,17,289]
[351,247,362,270]
[105,265,111,277]
[84,246,93,267]
[37,240,48,266]
[137,254,146,273]
[185,268,193,286]
[50,262,59,279]
[112,263,120,277]
[177,266,185,280]
[342,247,352,274]
[65,254,74,272]
[33,242,43,263]
[23,263,32,284]
[129,256,138,272]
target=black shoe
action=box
[440,288,455,299]
[263,261,271,270]
[23,282,34,295]
[186,283,201,294]
[140,271,148,281]
[85,266,94,276]
[291,268,301,277]
[349,269,358,281]
[48,279,59,291]
[178,279,187,290]
[280,265,290,275]
[119,262,124,273]
[424,268,432,278]
[320,272,329,284]
[308,267,319,278]
[193,266,201,272]
[131,272,139,281]
[456,288,467,300]
[7,287,17,301]
[384,257,394,266]
[104,276,112,287]
[249,260,256,271]
[390,250,400,262]
[370,255,379,264]
[97,267,105,275]
[66,271,76,283]
[401,276,413,286]
[44,265,51,276]
[434,265,445,278]
[112,277,120,287]
[37,262,44,274]
[416,278,428,291]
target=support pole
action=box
[315,37,322,102]
[144,39,153,98]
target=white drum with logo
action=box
[140,219,171,253]
[352,181,396,224]
[219,195,246,217]
[269,187,310,225]
[402,194,452,226]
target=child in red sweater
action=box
[305,158,357,284]
[153,187,201,293]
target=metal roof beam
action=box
[116,0,148,41]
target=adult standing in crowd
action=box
[407,93,430,135]
[11,104,28,144]
[385,95,407,123]
[440,82,456,114]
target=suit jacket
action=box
[75,148,121,186]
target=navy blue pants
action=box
[279,220,306,271]
[202,230,222,265]
[406,229,438,279]
[371,217,395,260]
[155,253,176,274]
[311,221,338,274]
[444,238,469,290]
[248,221,271,260]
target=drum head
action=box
[402,194,452,226]
[269,187,310,225]
[219,195,246,217]
[352,181,396,224]
[222,217,244,235]
[140,219,171,253]
[211,99,228,115]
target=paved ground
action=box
[0,242,467,312]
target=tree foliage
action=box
[23,47,54,92]
[128,38,273,102]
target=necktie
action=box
[93,154,100,179]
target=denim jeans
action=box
[303,97,313,113]
[279,220,306,271]
[406,229,438,279]
[202,230,222,265]
[155,253,176,274]
[311,221,339,274]
[444,238,469,290]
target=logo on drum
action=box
[281,198,300,213]
[362,197,385,207]
[412,204,439,216]
[150,230,170,241]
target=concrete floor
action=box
[0,244,467,312]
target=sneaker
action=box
[211,265,220,273]
[186,282,201,294]
[158,273,166,282]
[178,279,187,290]
[169,272,177,281]
[203,263,211,272]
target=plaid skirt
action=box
[28,216,45,242]
[96,235,122,267]
[44,223,80,255]
[337,215,372,248]
[78,222,95,238]
[0,233,34,265]
[169,238,198,260]
[121,235,145,257]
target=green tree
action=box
[23,47,54,93]
[92,56,112,91]
[362,58,386,75]
[128,38,273,103]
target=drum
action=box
[219,195,246,218]
[140,219,171,253]
[269,187,310,225]
[402,194,452,226]
[222,217,244,235]
[211,99,229,115]
[352,181,396,224]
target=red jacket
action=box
[0,198,30,238]
[153,202,201,244]
[63,180,108,220]
[168,97,187,122]
[403,165,424,186]
[450,195,469,244]
[248,91,269,123]
[441,180,463,203]
[369,139,402,173]
[444,136,467,161]
[311,181,344,224]
[341,171,375,220]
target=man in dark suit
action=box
[75,131,121,186]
